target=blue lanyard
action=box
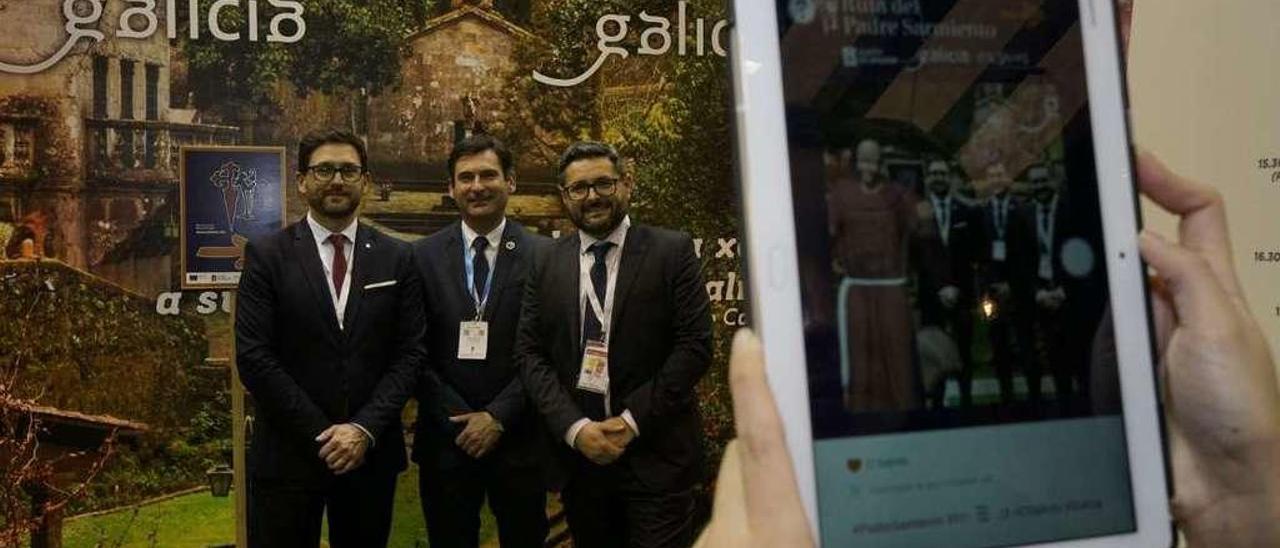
[463,236,497,319]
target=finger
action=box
[696,440,750,547]
[318,439,339,460]
[728,329,812,543]
[1135,151,1243,299]
[449,415,470,423]
[1138,232,1237,332]
[1147,275,1176,357]
[315,425,336,443]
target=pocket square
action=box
[364,280,397,290]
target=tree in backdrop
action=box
[503,0,740,486]
[180,0,437,125]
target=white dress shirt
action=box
[305,213,374,444]
[565,215,640,448]
[306,213,357,329]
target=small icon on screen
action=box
[847,458,863,473]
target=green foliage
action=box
[182,0,436,117]
[0,261,221,514]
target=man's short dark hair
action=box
[557,141,625,183]
[447,134,514,181]
[298,130,368,173]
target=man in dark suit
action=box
[1024,163,1108,410]
[913,160,981,406]
[975,162,1037,405]
[517,141,713,548]
[236,130,424,548]
[411,134,552,548]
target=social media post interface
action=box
[776,0,1139,545]
[815,418,1135,546]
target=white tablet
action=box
[730,0,1171,546]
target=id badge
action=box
[457,321,489,360]
[1039,255,1054,280]
[576,340,610,395]
[992,240,1007,262]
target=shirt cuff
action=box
[350,422,376,447]
[565,417,591,448]
[620,410,639,437]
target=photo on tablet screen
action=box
[775,0,1138,545]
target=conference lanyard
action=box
[580,249,616,345]
[932,194,952,246]
[463,237,497,320]
[991,195,1010,240]
[1036,197,1058,256]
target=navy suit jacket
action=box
[236,220,425,483]
[411,220,551,470]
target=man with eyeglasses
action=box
[236,129,425,547]
[913,159,981,407]
[1022,162,1106,412]
[516,141,712,547]
[410,134,552,548]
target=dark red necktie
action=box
[328,233,347,299]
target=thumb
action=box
[729,329,812,545]
[449,414,470,423]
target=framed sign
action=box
[179,146,287,289]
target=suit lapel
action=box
[341,224,374,337]
[611,225,651,333]
[482,221,524,321]
[291,221,343,346]
[564,233,582,358]
[444,224,471,314]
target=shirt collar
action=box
[461,217,506,251]
[306,212,358,247]
[580,215,631,255]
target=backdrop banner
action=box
[0,1,740,546]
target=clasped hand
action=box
[450,411,503,459]
[575,417,636,465]
[316,423,369,475]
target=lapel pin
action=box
[505,240,516,251]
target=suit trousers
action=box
[247,465,398,548]
[562,457,697,548]
[419,452,548,548]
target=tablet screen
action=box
[776,0,1136,545]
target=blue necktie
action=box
[471,237,489,310]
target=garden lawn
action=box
[64,466,496,547]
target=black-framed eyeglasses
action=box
[562,177,618,200]
[1030,178,1051,185]
[307,163,365,183]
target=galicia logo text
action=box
[533,2,728,88]
[0,0,306,75]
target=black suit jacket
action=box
[976,195,1037,310]
[236,220,425,483]
[914,195,981,326]
[516,223,713,491]
[411,220,551,470]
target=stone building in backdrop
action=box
[0,1,237,296]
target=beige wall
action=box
[1129,0,1280,378]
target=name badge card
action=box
[1039,255,1054,281]
[992,240,1007,261]
[576,340,610,394]
[458,321,489,360]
